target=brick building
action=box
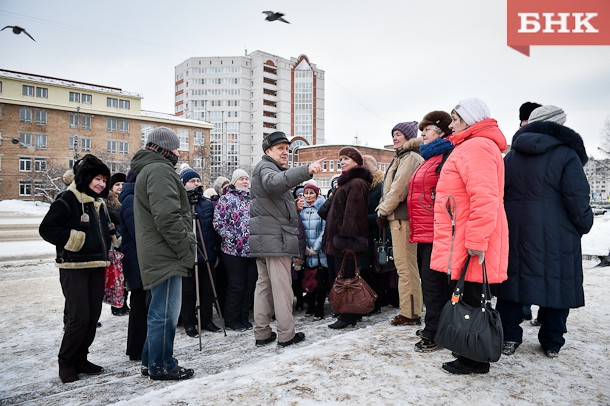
[0,69,213,201]
[292,144,395,192]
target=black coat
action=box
[190,194,218,265]
[119,182,142,290]
[495,121,593,309]
[40,185,111,268]
[322,166,372,257]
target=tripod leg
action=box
[195,215,227,337]
[192,212,203,351]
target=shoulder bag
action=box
[328,251,377,314]
[373,228,396,274]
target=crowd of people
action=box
[39,97,593,383]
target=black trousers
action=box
[181,262,216,328]
[59,267,105,366]
[497,298,569,352]
[126,288,148,360]
[418,243,452,340]
[222,253,258,325]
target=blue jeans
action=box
[141,276,182,376]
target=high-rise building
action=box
[585,157,610,203]
[175,50,324,178]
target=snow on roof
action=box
[141,110,213,127]
[0,69,142,98]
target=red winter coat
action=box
[430,119,509,284]
[408,154,443,243]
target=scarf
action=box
[419,138,453,160]
[145,142,178,166]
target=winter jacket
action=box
[430,118,509,284]
[323,166,372,256]
[191,193,217,264]
[301,196,328,268]
[39,183,111,269]
[408,138,454,243]
[213,185,252,258]
[377,138,423,220]
[104,191,122,227]
[130,149,196,290]
[361,170,384,270]
[495,121,593,309]
[118,182,142,291]
[249,155,313,257]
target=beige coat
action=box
[377,138,423,220]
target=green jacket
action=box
[130,149,195,289]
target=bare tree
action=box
[600,116,610,156]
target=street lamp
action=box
[0,136,36,151]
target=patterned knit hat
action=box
[338,147,363,166]
[147,127,180,151]
[391,121,418,140]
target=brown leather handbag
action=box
[328,251,378,314]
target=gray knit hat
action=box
[147,127,180,151]
[391,121,418,140]
[528,105,567,125]
[231,168,249,185]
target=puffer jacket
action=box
[118,182,142,290]
[130,149,196,289]
[408,138,454,243]
[213,185,252,257]
[300,196,328,268]
[249,155,312,257]
[191,193,217,264]
[496,121,593,308]
[39,183,111,269]
[377,138,423,220]
[430,118,509,284]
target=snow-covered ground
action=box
[0,200,609,405]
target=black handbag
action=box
[434,256,504,363]
[373,228,396,274]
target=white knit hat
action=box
[454,98,491,126]
[231,169,249,185]
[528,105,567,125]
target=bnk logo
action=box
[507,0,610,56]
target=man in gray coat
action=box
[130,127,196,380]
[250,131,323,347]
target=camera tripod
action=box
[191,202,226,351]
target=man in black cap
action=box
[249,131,324,347]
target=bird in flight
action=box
[262,11,290,24]
[1,25,36,41]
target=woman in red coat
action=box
[430,98,509,374]
[407,111,454,353]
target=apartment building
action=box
[585,157,610,203]
[175,50,324,178]
[0,69,212,201]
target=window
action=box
[19,108,32,123]
[107,98,118,108]
[81,115,91,130]
[194,131,205,146]
[19,181,32,196]
[82,94,92,104]
[19,132,32,146]
[34,133,47,149]
[69,113,79,128]
[22,85,34,96]
[69,137,77,151]
[19,157,32,171]
[34,158,47,172]
[193,157,203,169]
[178,129,189,150]
[119,99,130,109]
[107,118,117,132]
[69,92,80,102]
[80,137,91,152]
[34,110,47,125]
[329,160,335,172]
[35,87,48,98]
[119,141,129,155]
[141,124,154,148]
[107,140,117,154]
[119,119,129,133]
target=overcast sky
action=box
[1,0,609,157]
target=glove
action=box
[305,247,317,256]
[468,249,485,264]
[376,216,389,229]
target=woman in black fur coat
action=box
[39,154,112,383]
[323,147,372,329]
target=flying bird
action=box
[1,25,36,41]
[262,11,290,24]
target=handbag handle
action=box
[337,250,361,279]
[451,255,491,309]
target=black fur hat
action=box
[74,154,111,197]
